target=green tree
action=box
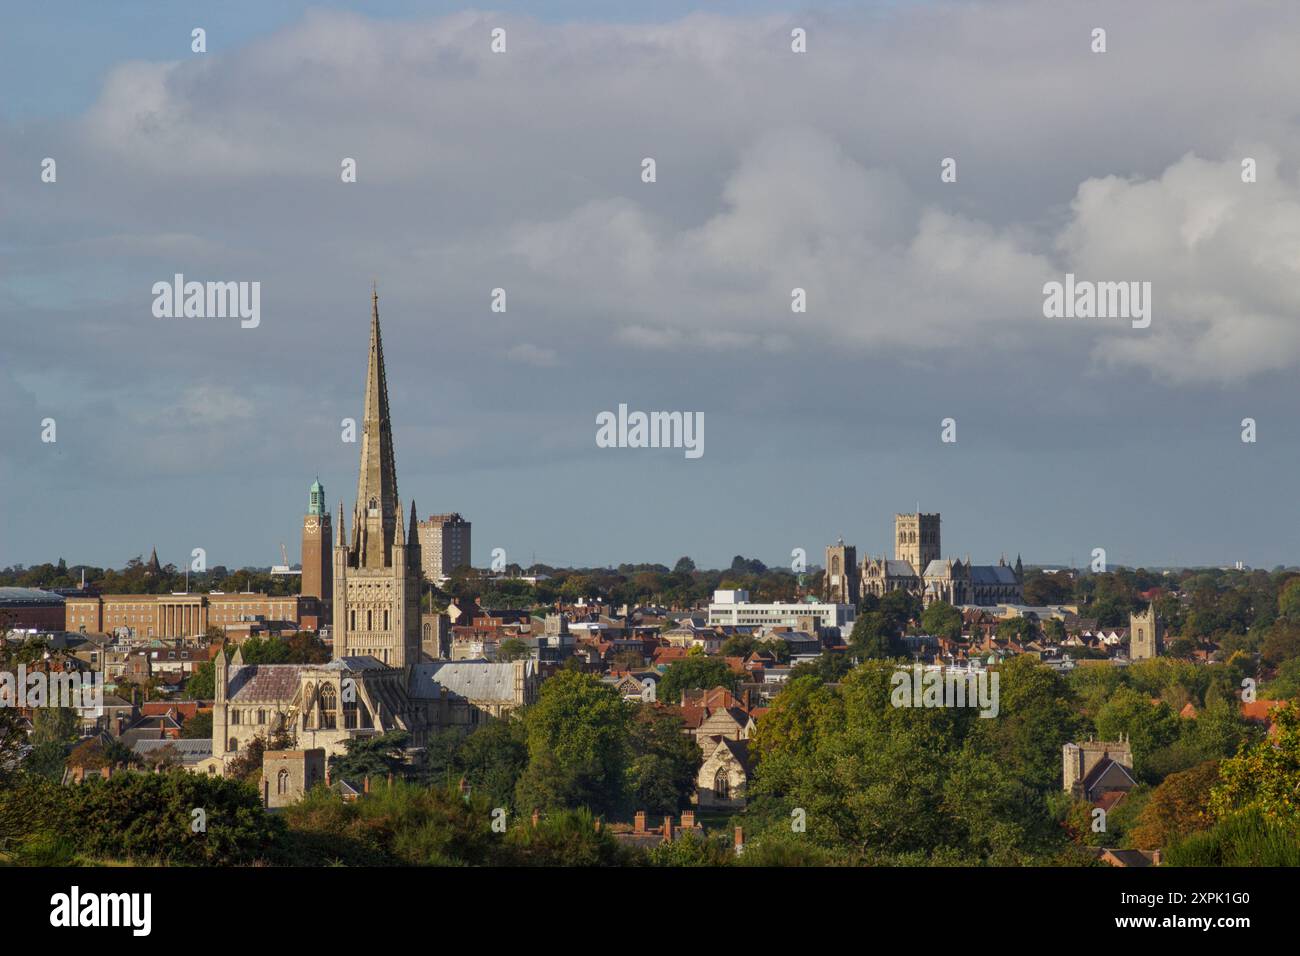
[456,716,529,811]
[498,638,531,661]
[1210,699,1300,822]
[515,671,631,815]
[625,706,702,813]
[657,652,737,703]
[328,729,411,785]
[182,710,214,739]
[921,600,962,640]
[30,707,81,747]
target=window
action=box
[319,684,337,729]
[277,768,290,795]
[713,769,730,800]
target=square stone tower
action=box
[823,540,858,604]
[1130,605,1163,660]
[895,512,941,573]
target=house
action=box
[1063,737,1137,804]
[696,736,751,810]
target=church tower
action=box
[823,539,858,604]
[1130,605,1163,661]
[895,512,941,574]
[301,478,333,621]
[332,287,422,668]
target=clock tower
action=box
[301,478,333,622]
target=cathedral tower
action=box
[895,512,940,573]
[332,288,422,668]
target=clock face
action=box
[305,517,320,534]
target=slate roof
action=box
[407,660,530,702]
[970,566,1019,585]
[132,738,213,763]
[228,664,307,702]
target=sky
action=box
[2,0,1300,573]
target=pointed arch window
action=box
[319,684,337,729]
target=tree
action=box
[182,711,213,740]
[672,556,696,575]
[656,653,737,703]
[849,612,901,659]
[1210,700,1300,822]
[1130,759,1220,850]
[625,706,701,813]
[921,600,962,641]
[30,707,81,747]
[186,660,216,699]
[455,716,529,811]
[498,638,530,662]
[328,730,411,785]
[56,771,283,865]
[514,670,631,815]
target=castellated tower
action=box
[894,512,941,573]
[823,539,858,604]
[1130,605,1163,661]
[332,287,423,668]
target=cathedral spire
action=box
[408,500,420,547]
[355,286,399,567]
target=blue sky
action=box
[3,1,1299,573]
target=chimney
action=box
[594,817,602,833]
[101,765,111,779]
[325,766,331,788]
[363,775,370,794]
[634,811,646,833]
[74,766,85,784]
[387,772,393,789]
[1152,850,1162,866]
[662,815,673,841]
[734,826,744,856]
[681,810,695,829]
[531,808,540,828]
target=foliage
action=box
[514,671,631,815]
[657,652,737,703]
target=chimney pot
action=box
[634,811,646,833]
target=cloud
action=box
[506,342,558,367]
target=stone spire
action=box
[408,500,420,548]
[355,286,399,568]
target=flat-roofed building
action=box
[416,513,471,582]
[65,592,306,638]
